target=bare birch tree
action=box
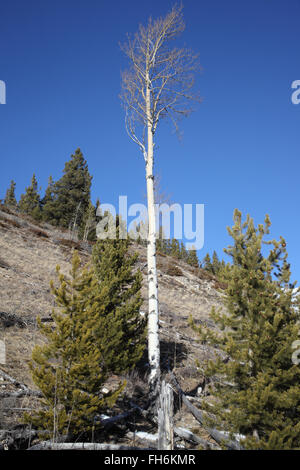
[120,3,201,411]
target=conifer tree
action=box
[191,210,300,449]
[156,231,163,254]
[212,250,221,275]
[130,220,147,247]
[170,238,181,259]
[180,241,188,263]
[217,259,232,282]
[91,218,146,373]
[156,226,165,254]
[187,246,199,268]
[41,175,56,223]
[4,180,17,207]
[163,238,171,256]
[19,174,41,220]
[157,236,166,254]
[51,148,92,229]
[95,198,100,221]
[25,252,123,438]
[202,253,213,272]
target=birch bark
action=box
[120,3,200,411]
[145,73,160,404]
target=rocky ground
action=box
[0,206,227,450]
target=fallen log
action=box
[169,370,243,450]
[0,369,42,397]
[126,431,158,449]
[186,396,215,409]
[126,428,220,450]
[0,389,42,398]
[0,428,46,450]
[174,427,220,450]
[96,409,137,429]
[0,312,53,328]
[0,312,27,328]
[27,441,149,451]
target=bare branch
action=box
[124,110,147,160]
[120,3,201,149]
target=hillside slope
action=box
[0,207,226,448]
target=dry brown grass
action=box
[0,207,227,442]
[0,204,14,215]
[166,262,183,277]
[0,220,9,229]
[57,238,82,250]
[28,227,49,239]
[0,215,21,228]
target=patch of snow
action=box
[218,431,246,442]
[99,414,110,421]
[135,432,158,442]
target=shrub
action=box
[29,227,49,238]
[166,262,183,276]
[57,238,82,250]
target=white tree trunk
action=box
[0,340,6,365]
[158,380,174,450]
[145,76,160,407]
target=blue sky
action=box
[0,0,299,281]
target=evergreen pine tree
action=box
[95,198,101,219]
[202,253,213,272]
[24,251,123,438]
[156,226,165,254]
[170,238,181,259]
[156,232,162,253]
[91,219,146,373]
[41,176,56,223]
[133,222,142,245]
[217,260,232,282]
[163,238,171,256]
[187,246,199,268]
[51,148,92,229]
[4,180,17,207]
[212,250,222,275]
[180,241,188,263]
[131,219,147,247]
[19,174,41,220]
[191,210,300,449]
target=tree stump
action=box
[157,380,174,450]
